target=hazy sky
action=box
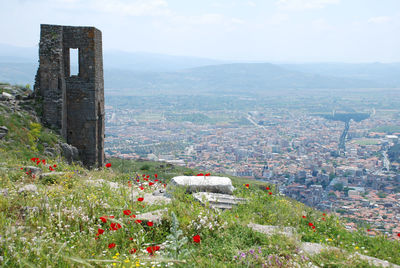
[1,0,399,62]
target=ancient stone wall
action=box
[34,24,104,168]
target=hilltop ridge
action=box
[0,83,400,267]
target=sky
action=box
[0,0,399,62]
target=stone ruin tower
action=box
[34,24,104,168]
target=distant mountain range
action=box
[1,43,399,94]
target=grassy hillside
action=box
[1,84,400,267]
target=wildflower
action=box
[42,159,46,164]
[302,216,306,219]
[245,184,249,188]
[308,223,313,226]
[355,246,359,250]
[268,192,272,195]
[137,197,144,202]
[154,179,159,182]
[105,163,112,168]
[398,233,400,237]
[139,186,144,190]
[100,216,108,223]
[154,174,158,178]
[367,229,371,232]
[53,164,57,168]
[205,173,211,176]
[110,223,122,231]
[130,214,136,218]
[266,186,270,190]
[147,221,154,227]
[146,246,160,255]
[98,228,105,235]
[193,235,201,243]
[312,226,316,229]
[123,210,131,216]
[49,166,54,171]
[108,243,116,249]
[135,220,142,224]
[129,237,134,241]
[130,248,137,254]
[323,213,326,216]
[124,259,130,263]
[322,217,326,221]
[197,173,204,176]
[149,182,154,186]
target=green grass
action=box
[352,139,381,146]
[1,85,400,267]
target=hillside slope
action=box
[0,83,400,267]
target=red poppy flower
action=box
[142,174,146,177]
[154,179,159,182]
[144,178,148,181]
[193,235,201,243]
[367,229,371,232]
[197,173,204,176]
[146,175,150,179]
[268,192,272,195]
[123,210,131,216]
[129,237,134,241]
[147,221,154,227]
[245,184,249,188]
[49,166,54,171]
[20,167,23,170]
[136,179,140,183]
[266,186,270,190]
[95,237,99,240]
[110,223,122,231]
[323,213,326,216]
[146,246,160,255]
[154,174,158,178]
[137,197,144,202]
[135,220,142,224]
[398,233,400,237]
[30,157,36,162]
[149,182,154,186]
[322,217,326,221]
[36,160,41,165]
[108,243,116,249]
[302,215,306,219]
[109,216,115,219]
[139,186,144,190]
[98,228,105,235]
[312,226,316,229]
[205,173,211,176]
[130,248,137,254]
[42,159,46,164]
[308,222,313,226]
[100,216,107,223]
[53,164,57,168]
[163,184,166,188]
[105,163,111,168]
[130,214,136,218]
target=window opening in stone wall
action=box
[70,48,79,76]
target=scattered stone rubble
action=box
[250,223,400,268]
[169,175,246,210]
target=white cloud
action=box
[266,13,289,25]
[277,0,340,11]
[368,16,392,24]
[91,0,171,16]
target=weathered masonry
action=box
[34,24,104,168]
